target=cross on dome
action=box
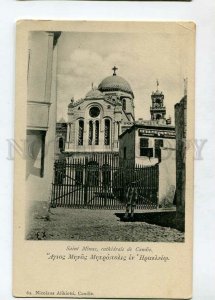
[112,66,118,76]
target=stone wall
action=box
[159,147,176,207]
[175,96,187,221]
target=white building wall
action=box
[135,132,176,166]
[135,135,159,166]
[26,32,59,205]
[119,129,135,167]
[28,32,49,103]
[159,147,176,207]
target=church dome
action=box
[98,75,134,97]
[85,89,103,99]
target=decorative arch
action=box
[85,102,104,120]
[56,134,65,152]
[85,103,104,146]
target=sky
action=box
[56,29,191,123]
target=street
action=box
[27,203,184,242]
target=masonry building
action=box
[175,93,187,223]
[119,83,175,167]
[55,117,67,158]
[26,31,61,215]
[119,84,176,206]
[65,67,135,159]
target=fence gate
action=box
[51,154,159,210]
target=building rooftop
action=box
[119,122,175,138]
[85,88,104,99]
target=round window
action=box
[89,106,100,118]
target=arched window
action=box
[78,120,84,145]
[104,119,110,145]
[88,121,93,145]
[95,120,99,145]
[59,137,64,151]
[122,99,126,111]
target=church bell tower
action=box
[150,80,166,121]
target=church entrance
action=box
[51,154,159,210]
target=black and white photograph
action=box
[24,24,192,243]
[0,0,211,296]
[12,20,196,299]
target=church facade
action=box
[65,67,135,158]
[53,68,179,209]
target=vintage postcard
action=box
[14,20,195,298]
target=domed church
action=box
[65,67,135,157]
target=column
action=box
[113,121,119,150]
[66,123,71,149]
[69,123,73,144]
[92,120,96,145]
[44,33,54,103]
[100,118,105,148]
[84,120,89,148]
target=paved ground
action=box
[27,203,184,242]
